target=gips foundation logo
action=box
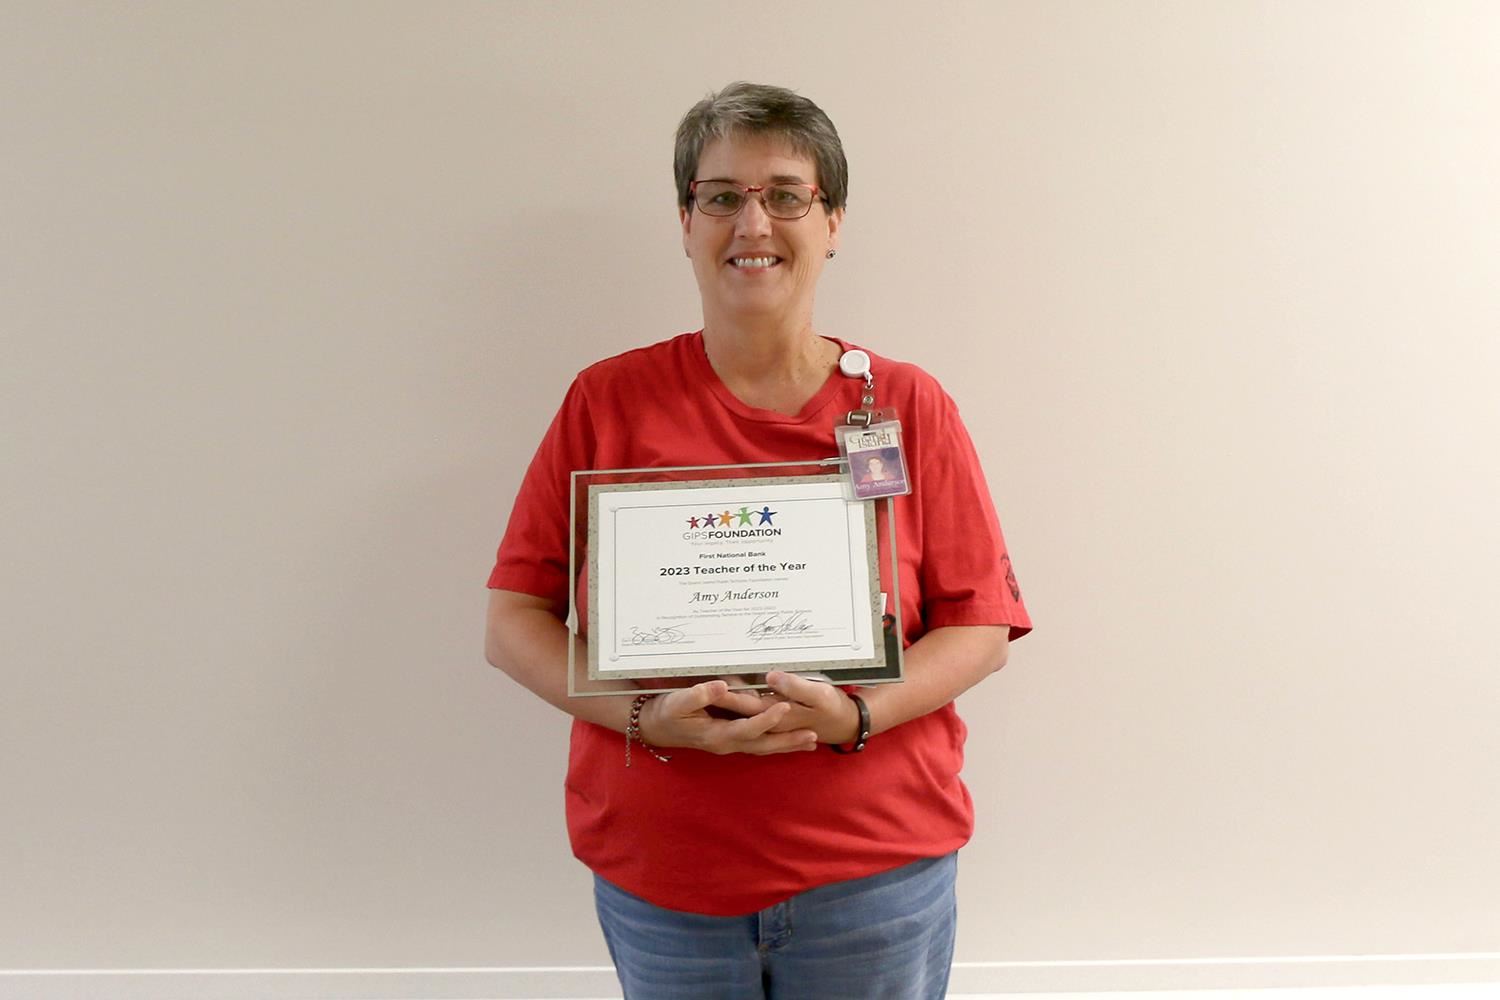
[681,505,783,540]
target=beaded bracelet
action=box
[626,693,672,767]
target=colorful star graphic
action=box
[687,516,701,528]
[719,510,734,527]
[736,506,754,526]
[756,506,777,526]
[704,513,718,527]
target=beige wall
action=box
[3,0,1497,990]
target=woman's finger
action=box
[763,704,817,733]
[739,730,821,755]
[662,679,728,717]
[711,686,774,717]
[719,703,815,754]
[687,702,785,754]
[719,701,804,743]
[764,670,835,709]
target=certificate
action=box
[585,474,886,682]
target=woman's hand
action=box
[639,679,818,755]
[761,671,862,746]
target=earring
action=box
[825,249,837,260]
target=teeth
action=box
[732,256,778,268]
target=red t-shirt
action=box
[489,331,1031,915]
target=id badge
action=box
[838,418,911,500]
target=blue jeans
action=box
[593,853,957,1000]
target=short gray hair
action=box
[674,82,848,213]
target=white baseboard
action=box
[8,966,610,1000]
[948,953,1500,994]
[3,954,1498,1000]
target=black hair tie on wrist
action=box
[829,693,870,754]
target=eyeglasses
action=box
[689,180,827,220]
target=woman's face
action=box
[680,134,842,327]
[867,457,886,478]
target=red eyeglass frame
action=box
[687,180,828,218]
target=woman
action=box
[486,82,1031,999]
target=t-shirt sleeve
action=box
[487,379,595,610]
[916,392,1033,640]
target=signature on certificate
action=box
[745,611,814,642]
[625,625,688,646]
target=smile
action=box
[729,256,782,269]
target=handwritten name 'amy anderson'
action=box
[689,588,780,605]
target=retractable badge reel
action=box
[836,349,911,501]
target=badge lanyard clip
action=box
[835,349,910,501]
[841,349,878,426]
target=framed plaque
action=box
[566,461,903,697]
